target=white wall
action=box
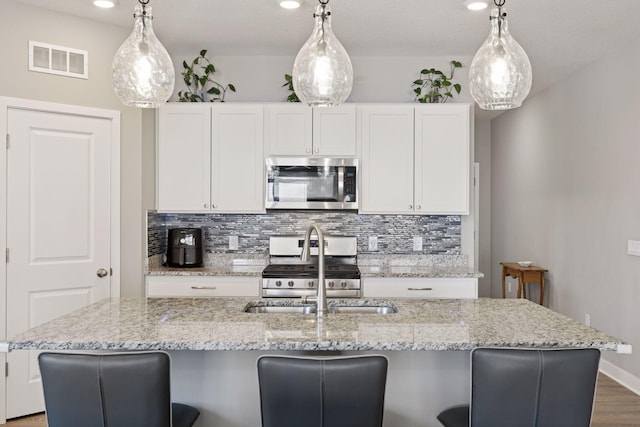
[491,39,640,379]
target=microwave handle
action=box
[338,166,344,202]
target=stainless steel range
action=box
[261,236,360,298]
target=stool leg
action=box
[540,274,545,305]
[502,267,506,298]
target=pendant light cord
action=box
[492,0,507,38]
[135,0,152,29]
[314,0,331,44]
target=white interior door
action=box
[5,108,112,418]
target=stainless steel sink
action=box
[243,301,397,315]
[329,305,397,314]
[244,305,316,314]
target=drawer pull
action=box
[407,287,433,291]
[191,286,217,290]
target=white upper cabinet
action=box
[359,105,415,213]
[157,104,211,211]
[312,106,357,156]
[266,104,356,156]
[415,104,470,215]
[359,103,472,215]
[211,104,264,212]
[157,103,264,213]
[267,104,312,155]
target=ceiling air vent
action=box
[28,41,88,79]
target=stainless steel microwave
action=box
[266,157,358,210]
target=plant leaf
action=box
[228,84,236,92]
[453,84,462,94]
[207,87,221,95]
[200,49,207,57]
[413,79,423,85]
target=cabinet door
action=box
[211,105,265,213]
[363,278,478,299]
[157,104,211,211]
[359,106,415,214]
[267,104,312,156]
[415,104,471,214]
[312,105,356,156]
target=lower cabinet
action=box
[146,276,260,298]
[363,277,478,299]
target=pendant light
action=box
[469,0,532,110]
[112,0,175,108]
[292,0,353,107]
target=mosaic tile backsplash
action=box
[147,211,461,257]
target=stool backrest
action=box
[38,352,172,427]
[470,348,601,427]
[258,355,388,427]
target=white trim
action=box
[599,358,640,396]
[0,96,121,422]
[0,98,9,425]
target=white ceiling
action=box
[12,0,640,101]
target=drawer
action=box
[363,277,477,299]
[146,276,260,298]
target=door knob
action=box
[97,268,109,278]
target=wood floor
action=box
[5,374,640,426]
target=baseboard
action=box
[599,358,640,396]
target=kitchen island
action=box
[2,297,630,427]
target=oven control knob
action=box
[341,281,348,288]
[308,281,315,288]
[328,281,335,288]
[275,280,282,287]
[288,281,295,287]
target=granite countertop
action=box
[145,254,484,279]
[2,297,629,353]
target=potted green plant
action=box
[178,50,236,102]
[412,60,462,103]
[282,73,300,103]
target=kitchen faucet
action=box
[300,224,327,317]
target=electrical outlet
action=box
[413,236,423,251]
[229,236,239,251]
[368,236,378,251]
[628,240,640,257]
[584,314,591,327]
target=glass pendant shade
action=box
[469,7,532,110]
[112,3,175,108]
[292,3,353,107]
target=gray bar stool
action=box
[258,354,388,427]
[38,352,200,427]
[437,348,601,427]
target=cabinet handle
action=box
[306,148,312,153]
[314,148,319,153]
[212,204,217,208]
[407,287,433,291]
[409,204,413,209]
[204,204,208,208]
[191,286,217,290]
[416,205,421,210]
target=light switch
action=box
[413,236,423,252]
[229,236,239,251]
[368,236,378,251]
[628,240,640,257]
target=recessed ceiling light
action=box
[279,0,302,9]
[93,0,118,8]
[464,0,489,11]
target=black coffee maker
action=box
[166,228,203,268]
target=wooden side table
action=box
[500,262,548,305]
